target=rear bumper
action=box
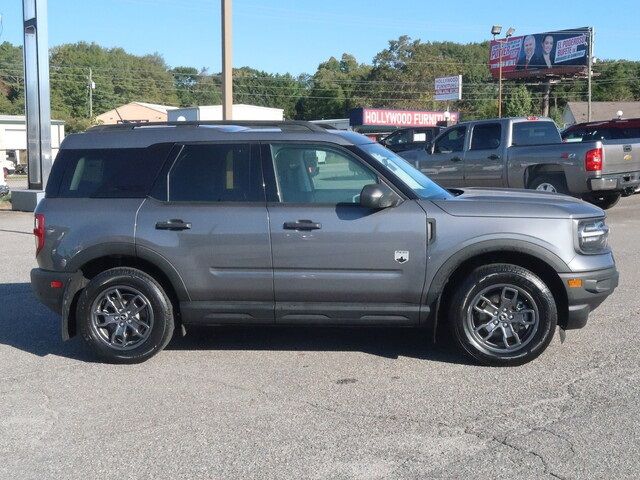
[590,171,640,192]
[559,266,619,330]
[31,268,74,315]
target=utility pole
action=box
[498,41,503,118]
[88,67,94,119]
[587,27,594,121]
[221,0,232,120]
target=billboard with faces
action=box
[489,27,591,79]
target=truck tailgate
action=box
[603,140,640,175]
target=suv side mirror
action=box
[360,184,402,209]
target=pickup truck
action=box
[399,117,640,209]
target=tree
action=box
[504,84,533,117]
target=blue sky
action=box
[0,0,638,74]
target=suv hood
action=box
[430,187,604,219]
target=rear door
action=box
[416,125,466,187]
[463,122,505,187]
[263,142,428,325]
[136,142,274,324]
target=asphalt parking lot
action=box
[0,195,638,480]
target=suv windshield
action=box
[359,143,452,200]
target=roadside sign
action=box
[435,75,462,101]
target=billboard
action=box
[435,75,462,101]
[349,108,460,127]
[489,27,591,79]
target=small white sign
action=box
[394,251,409,264]
[435,75,462,101]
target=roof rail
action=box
[87,120,327,133]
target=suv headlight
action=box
[576,218,609,254]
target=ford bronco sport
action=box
[31,121,618,366]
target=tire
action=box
[584,192,621,210]
[76,267,174,363]
[448,264,557,366]
[529,174,568,194]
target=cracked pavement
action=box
[1,195,639,479]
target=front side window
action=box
[470,124,502,151]
[385,129,413,146]
[434,126,467,153]
[168,144,262,202]
[270,144,377,204]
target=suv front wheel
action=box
[449,264,557,366]
[76,267,175,363]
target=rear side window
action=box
[470,124,502,150]
[54,145,171,198]
[512,122,561,146]
[168,144,262,202]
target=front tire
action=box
[77,267,174,363]
[449,264,557,366]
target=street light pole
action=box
[498,42,503,118]
[221,0,232,120]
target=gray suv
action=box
[31,121,618,366]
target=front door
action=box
[416,125,467,187]
[136,142,274,324]
[463,122,505,187]
[262,143,428,325]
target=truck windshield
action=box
[359,143,453,200]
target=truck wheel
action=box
[584,192,621,210]
[76,267,174,363]
[448,264,557,366]
[529,174,568,194]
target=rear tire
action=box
[584,192,621,210]
[448,264,557,366]
[77,267,174,363]
[529,174,568,194]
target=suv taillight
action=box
[585,147,603,172]
[34,214,45,255]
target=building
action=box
[0,115,65,167]
[168,104,284,122]
[96,102,178,125]
[562,101,640,126]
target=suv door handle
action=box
[450,156,462,162]
[155,219,192,231]
[283,220,322,231]
[487,154,501,160]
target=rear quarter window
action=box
[512,121,561,146]
[49,144,172,198]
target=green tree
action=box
[504,84,533,117]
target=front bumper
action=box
[590,171,640,192]
[559,266,619,329]
[31,268,75,315]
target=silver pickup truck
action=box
[400,117,640,209]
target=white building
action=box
[168,104,284,122]
[0,115,65,166]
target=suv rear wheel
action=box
[449,264,557,366]
[76,267,174,363]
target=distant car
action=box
[562,118,640,143]
[379,126,443,153]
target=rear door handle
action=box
[450,156,462,162]
[283,219,322,231]
[155,219,192,231]
[487,154,501,160]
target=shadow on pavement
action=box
[0,282,471,365]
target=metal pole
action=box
[221,0,232,120]
[498,40,503,118]
[88,67,93,119]
[587,27,593,121]
[22,0,52,191]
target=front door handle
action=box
[487,154,501,160]
[283,219,322,231]
[450,156,462,162]
[155,219,192,231]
